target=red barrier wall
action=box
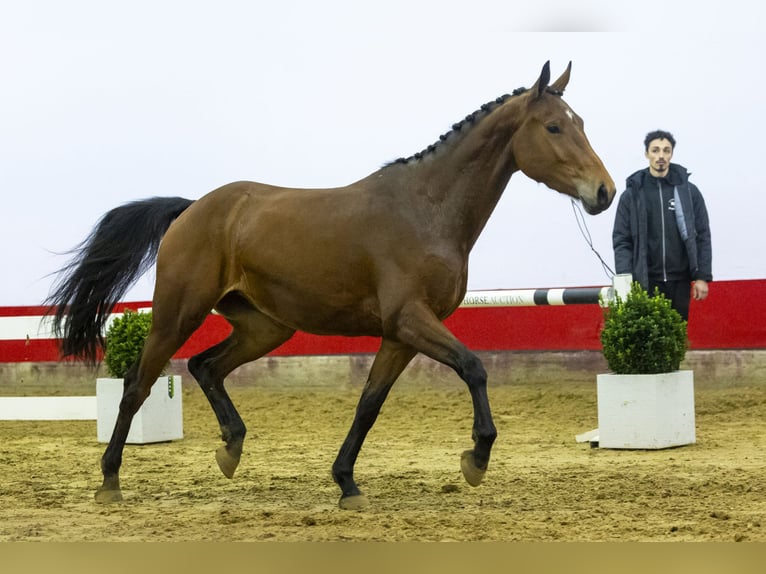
[1,279,763,363]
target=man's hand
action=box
[693,280,709,301]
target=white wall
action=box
[1,1,763,305]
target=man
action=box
[612,130,712,322]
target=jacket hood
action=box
[626,163,690,188]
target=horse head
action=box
[510,61,615,215]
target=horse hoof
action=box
[460,450,486,487]
[94,487,123,504]
[338,494,370,511]
[216,445,240,479]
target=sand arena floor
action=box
[1,353,765,542]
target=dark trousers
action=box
[648,279,691,322]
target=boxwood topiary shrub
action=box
[103,309,153,378]
[600,281,688,374]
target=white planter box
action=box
[96,376,183,444]
[597,370,695,449]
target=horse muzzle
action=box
[581,183,615,215]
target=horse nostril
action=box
[597,184,609,207]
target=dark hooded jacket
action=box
[612,163,712,290]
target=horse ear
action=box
[533,61,551,97]
[550,61,572,94]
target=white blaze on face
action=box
[565,108,575,122]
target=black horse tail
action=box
[45,196,195,365]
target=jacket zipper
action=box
[658,180,667,281]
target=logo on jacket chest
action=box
[667,197,676,212]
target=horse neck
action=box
[396,107,520,251]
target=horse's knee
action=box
[459,354,487,388]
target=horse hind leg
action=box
[95,325,193,503]
[188,296,295,480]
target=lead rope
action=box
[571,198,615,280]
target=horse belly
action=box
[251,282,383,337]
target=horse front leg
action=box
[333,340,417,510]
[396,301,497,488]
[458,354,496,486]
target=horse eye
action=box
[546,125,561,134]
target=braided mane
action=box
[387,87,528,166]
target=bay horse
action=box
[47,61,615,509]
